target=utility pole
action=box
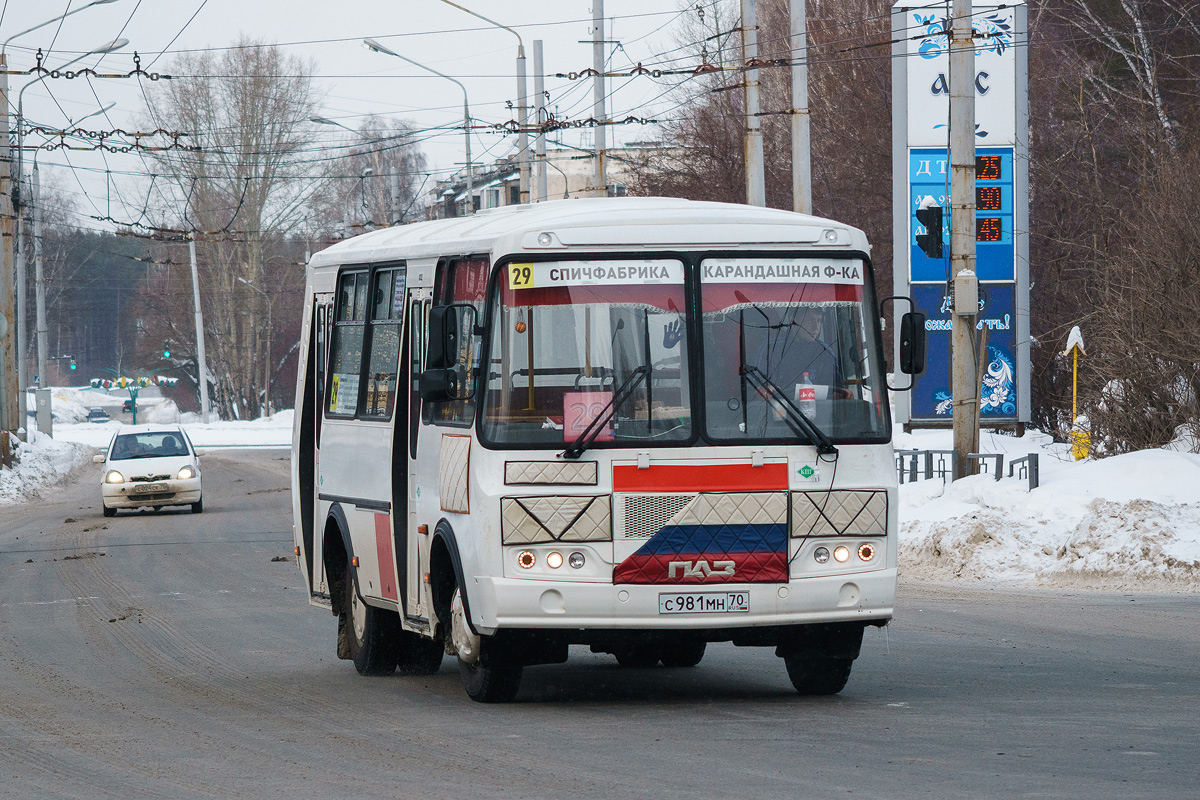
[534,39,548,203]
[389,172,401,225]
[790,0,811,214]
[741,0,766,206]
[16,171,28,393]
[188,236,212,423]
[593,0,607,197]
[33,164,48,388]
[0,54,19,438]
[517,42,529,204]
[950,0,980,478]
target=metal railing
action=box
[895,449,1039,490]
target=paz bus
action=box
[291,197,925,702]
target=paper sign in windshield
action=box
[563,391,614,443]
[701,258,864,285]
[509,260,684,291]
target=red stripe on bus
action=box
[374,513,398,602]
[612,463,788,492]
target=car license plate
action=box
[659,592,750,614]
[131,483,168,494]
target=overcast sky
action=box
[2,0,699,232]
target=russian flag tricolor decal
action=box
[613,485,790,585]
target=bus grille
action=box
[616,494,695,539]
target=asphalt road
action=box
[1,449,1197,799]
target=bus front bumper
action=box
[466,569,896,635]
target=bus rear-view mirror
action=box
[899,311,927,375]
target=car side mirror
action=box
[194,449,207,456]
[421,304,478,402]
[93,454,105,463]
[899,311,927,375]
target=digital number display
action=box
[977,186,1001,211]
[976,155,1002,181]
[976,218,1002,242]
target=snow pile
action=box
[897,432,1200,590]
[0,431,95,505]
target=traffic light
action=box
[69,357,77,370]
[163,343,171,358]
[915,200,944,259]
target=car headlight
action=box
[104,470,125,484]
[176,465,196,480]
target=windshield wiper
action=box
[741,363,838,456]
[561,365,649,460]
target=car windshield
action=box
[111,432,190,459]
[699,257,888,443]
[481,259,692,449]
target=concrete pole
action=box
[16,171,28,392]
[950,0,979,478]
[790,0,811,215]
[517,47,529,204]
[189,236,212,423]
[593,0,607,196]
[534,39,548,203]
[742,0,766,206]
[0,56,19,436]
[33,165,49,389]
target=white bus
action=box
[291,197,925,702]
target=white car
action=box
[95,425,205,516]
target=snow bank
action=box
[0,431,95,506]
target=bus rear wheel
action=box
[451,587,521,703]
[341,561,398,675]
[783,655,853,695]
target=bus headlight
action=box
[517,550,536,569]
[104,470,124,484]
[546,551,564,569]
[833,546,850,563]
[568,552,585,569]
[813,546,830,564]
[858,543,876,562]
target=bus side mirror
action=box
[421,304,477,402]
[899,311,927,375]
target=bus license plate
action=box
[659,592,750,614]
[131,483,168,494]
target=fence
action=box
[895,449,1039,490]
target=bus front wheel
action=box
[451,587,521,703]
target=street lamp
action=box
[310,115,357,134]
[237,277,274,417]
[435,0,527,204]
[0,0,124,438]
[16,40,127,393]
[363,38,474,216]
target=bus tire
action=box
[395,633,444,676]
[451,587,521,702]
[341,561,398,676]
[783,654,853,695]
[660,641,706,668]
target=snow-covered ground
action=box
[3,386,1198,591]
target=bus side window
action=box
[363,266,406,419]
[427,257,488,427]
[327,270,369,417]
[410,299,423,458]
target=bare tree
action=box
[139,38,328,419]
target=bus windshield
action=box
[482,259,692,447]
[700,257,888,443]
[479,256,889,449]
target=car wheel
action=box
[153,505,163,512]
[102,505,116,518]
[191,498,203,514]
[340,561,398,675]
[660,641,706,668]
[783,655,853,695]
[451,586,521,703]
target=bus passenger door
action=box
[404,292,431,619]
[310,296,332,598]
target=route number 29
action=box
[562,391,613,442]
[509,263,535,289]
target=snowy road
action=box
[1,449,1197,798]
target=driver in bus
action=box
[750,305,845,401]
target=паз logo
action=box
[667,560,735,579]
